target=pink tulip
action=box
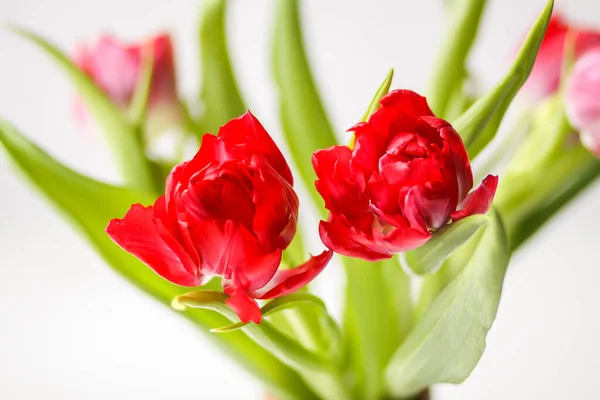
[524,14,600,99]
[565,47,600,156]
[74,33,183,136]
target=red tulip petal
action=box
[186,219,281,292]
[450,175,499,221]
[106,202,202,286]
[253,250,333,299]
[425,117,474,203]
[319,216,391,261]
[218,111,294,185]
[250,156,299,251]
[379,89,435,119]
[313,146,371,218]
[225,286,262,324]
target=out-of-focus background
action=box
[1,0,599,399]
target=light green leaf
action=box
[9,26,156,193]
[385,211,509,397]
[453,0,554,158]
[272,0,338,208]
[198,0,246,136]
[0,120,318,400]
[203,292,329,334]
[404,214,489,275]
[427,0,487,118]
[128,47,154,128]
[173,290,350,400]
[349,69,395,149]
[361,68,394,122]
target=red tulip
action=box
[74,33,183,135]
[524,14,600,99]
[565,47,600,156]
[107,112,332,323]
[312,90,498,261]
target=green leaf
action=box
[427,0,487,118]
[8,26,156,194]
[453,0,554,158]
[272,0,338,208]
[349,69,395,149]
[204,292,329,334]
[361,68,394,122]
[385,211,509,397]
[198,0,246,136]
[0,120,319,400]
[128,47,154,128]
[173,290,350,400]
[509,158,600,251]
[404,214,489,275]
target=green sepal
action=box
[197,0,246,136]
[8,26,156,194]
[453,0,554,158]
[0,120,319,400]
[272,0,337,208]
[385,211,509,397]
[403,214,489,275]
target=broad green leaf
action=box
[509,158,600,251]
[174,291,350,400]
[342,256,411,400]
[426,0,487,118]
[198,0,246,136]
[0,120,318,400]
[404,214,489,275]
[9,26,156,193]
[385,211,509,397]
[272,0,338,208]
[453,0,554,158]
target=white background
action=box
[1,0,600,399]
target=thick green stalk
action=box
[342,257,410,400]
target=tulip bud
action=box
[73,33,184,138]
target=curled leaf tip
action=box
[171,296,187,311]
[210,321,248,333]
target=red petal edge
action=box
[449,175,499,221]
[106,202,202,286]
[252,250,333,299]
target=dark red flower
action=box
[313,90,498,261]
[524,14,600,99]
[107,112,332,323]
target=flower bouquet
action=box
[1,0,599,399]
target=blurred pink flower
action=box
[74,33,183,136]
[565,47,600,156]
[524,14,600,99]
